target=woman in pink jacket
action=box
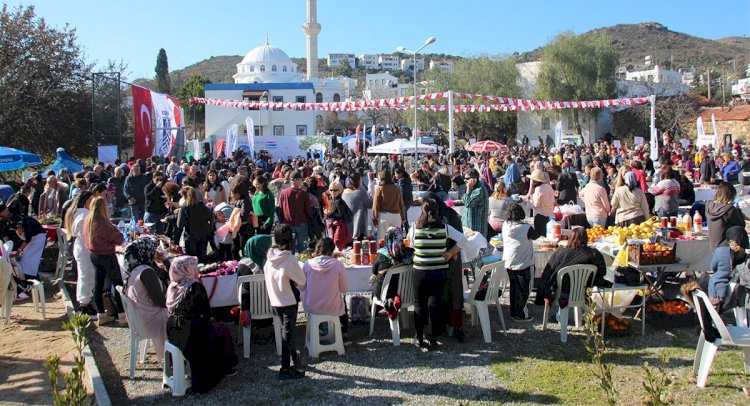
[580,167,611,227]
[300,237,350,341]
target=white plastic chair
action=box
[236,274,282,359]
[541,264,597,343]
[29,279,45,319]
[729,282,749,328]
[115,285,153,380]
[0,241,16,325]
[163,341,191,396]
[55,230,71,281]
[305,313,345,358]
[369,265,416,346]
[691,289,750,387]
[463,262,509,343]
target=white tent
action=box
[367,138,437,155]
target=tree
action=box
[155,48,171,94]
[331,59,352,78]
[535,31,619,135]
[613,94,701,140]
[0,5,93,159]
[424,55,522,140]
[92,60,132,160]
[177,74,211,139]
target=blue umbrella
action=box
[0,147,25,172]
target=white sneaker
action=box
[15,292,29,301]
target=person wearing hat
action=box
[529,168,554,234]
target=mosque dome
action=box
[240,43,293,65]
[234,41,299,84]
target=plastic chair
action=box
[0,241,16,325]
[729,282,749,328]
[541,264,597,343]
[29,280,45,319]
[691,289,750,387]
[305,313,345,358]
[369,265,415,346]
[55,230,71,281]
[236,274,282,359]
[115,286,153,380]
[463,262,509,343]
[163,341,191,396]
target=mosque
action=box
[204,0,355,140]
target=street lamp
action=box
[396,36,436,163]
[260,91,269,135]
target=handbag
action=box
[559,200,584,215]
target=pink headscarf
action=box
[166,255,199,314]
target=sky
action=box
[7,0,750,80]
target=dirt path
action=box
[0,284,77,405]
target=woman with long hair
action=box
[407,198,467,350]
[488,180,511,236]
[161,181,181,244]
[373,168,404,240]
[203,169,227,207]
[65,190,98,317]
[84,196,126,325]
[707,181,745,250]
[230,175,254,260]
[176,186,214,263]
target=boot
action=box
[97,313,115,326]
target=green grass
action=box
[490,328,750,405]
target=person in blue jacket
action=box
[721,151,741,183]
[708,226,749,310]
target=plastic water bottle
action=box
[117,220,127,242]
[129,217,137,241]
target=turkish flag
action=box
[215,140,225,159]
[132,85,153,159]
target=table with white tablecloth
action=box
[694,187,717,202]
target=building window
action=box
[249,66,254,72]
[296,125,307,136]
[333,93,341,102]
[283,66,287,72]
[272,96,283,111]
[316,92,323,102]
[254,126,260,136]
[541,117,551,130]
[273,126,284,136]
[296,96,306,103]
[272,65,277,72]
[260,65,266,72]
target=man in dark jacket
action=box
[6,186,31,217]
[124,164,149,220]
[144,173,167,234]
[699,150,717,183]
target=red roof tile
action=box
[697,106,750,121]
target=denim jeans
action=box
[291,223,309,254]
[90,253,123,313]
[272,304,298,370]
[130,204,145,221]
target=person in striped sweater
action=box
[648,166,681,218]
[407,198,468,350]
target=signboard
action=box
[613,140,621,148]
[97,145,118,165]
[679,138,689,148]
[634,136,644,146]
[696,134,717,148]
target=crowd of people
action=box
[2,131,749,389]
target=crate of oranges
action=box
[627,239,676,266]
[593,314,631,336]
[646,299,695,328]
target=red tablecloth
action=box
[42,225,59,243]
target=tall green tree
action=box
[155,48,171,94]
[177,74,211,138]
[0,5,93,159]
[331,59,352,78]
[424,55,521,140]
[535,31,619,135]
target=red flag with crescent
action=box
[132,85,153,159]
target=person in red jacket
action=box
[278,171,312,253]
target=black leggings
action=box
[413,268,446,341]
[533,214,549,236]
[90,253,123,314]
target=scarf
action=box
[243,234,272,268]
[376,226,411,265]
[123,235,160,288]
[166,255,199,315]
[623,172,638,190]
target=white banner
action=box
[97,145,118,164]
[697,116,706,137]
[554,120,562,148]
[696,134,717,148]
[192,138,200,158]
[371,124,377,147]
[225,124,238,157]
[613,140,622,148]
[711,114,718,137]
[151,91,178,157]
[634,136,644,146]
[245,116,255,156]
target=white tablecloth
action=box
[200,273,239,307]
[345,264,374,292]
[694,187,717,202]
[592,236,711,273]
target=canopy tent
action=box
[367,138,437,155]
[0,185,13,202]
[43,148,84,177]
[466,140,509,153]
[0,147,42,172]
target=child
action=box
[264,224,306,379]
[212,203,233,261]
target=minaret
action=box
[302,0,321,80]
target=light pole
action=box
[260,91,269,135]
[397,36,436,163]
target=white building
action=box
[359,54,380,70]
[400,57,425,72]
[625,65,683,85]
[363,72,409,99]
[732,78,750,100]
[327,53,355,69]
[429,60,454,73]
[366,72,398,88]
[379,55,400,71]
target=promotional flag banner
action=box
[151,91,178,157]
[696,116,705,137]
[215,140,225,158]
[131,85,153,159]
[225,124,238,157]
[371,124,377,146]
[245,116,255,156]
[554,121,562,148]
[711,114,718,138]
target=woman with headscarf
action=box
[369,226,414,320]
[610,171,650,227]
[707,226,750,312]
[123,236,168,358]
[166,255,238,393]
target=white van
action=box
[560,134,583,146]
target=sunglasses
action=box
[330,189,340,192]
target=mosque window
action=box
[272,65,277,72]
[333,93,341,102]
[283,66,288,72]
[316,92,323,102]
[260,65,266,72]
[249,66,254,72]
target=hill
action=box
[520,22,749,76]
